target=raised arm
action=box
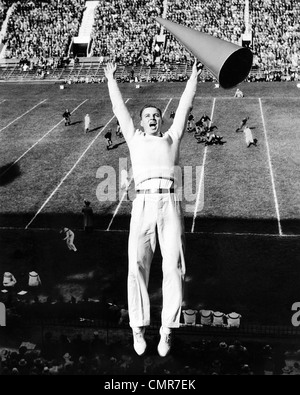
[104,63,135,141]
[171,59,202,139]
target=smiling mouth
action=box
[149,122,157,128]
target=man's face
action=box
[140,107,162,136]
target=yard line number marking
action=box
[106,98,173,231]
[259,98,283,236]
[191,98,216,233]
[0,99,47,133]
[25,99,130,229]
[0,99,88,179]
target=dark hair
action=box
[139,104,162,118]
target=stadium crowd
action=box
[250,0,300,79]
[0,323,299,375]
[162,0,245,65]
[0,0,12,27]
[2,0,86,59]
[90,0,163,66]
[1,276,240,330]
[1,270,300,376]
[0,0,299,81]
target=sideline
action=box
[259,98,283,236]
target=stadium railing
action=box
[0,58,298,83]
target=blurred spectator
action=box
[82,200,94,233]
[282,365,293,375]
[227,339,249,371]
[118,306,129,325]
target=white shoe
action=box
[132,327,147,356]
[157,327,172,357]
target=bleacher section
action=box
[0,1,299,82]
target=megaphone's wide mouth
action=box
[219,47,253,89]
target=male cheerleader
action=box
[104,60,201,357]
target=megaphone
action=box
[156,17,253,89]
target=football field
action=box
[0,81,300,234]
[0,80,300,326]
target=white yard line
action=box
[0,99,47,133]
[0,99,6,105]
[259,98,283,236]
[162,98,173,116]
[106,182,133,231]
[25,100,129,229]
[191,147,208,233]
[0,99,88,179]
[191,98,216,233]
[105,98,173,231]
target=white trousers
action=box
[244,128,253,145]
[128,192,186,329]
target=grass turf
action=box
[0,80,300,327]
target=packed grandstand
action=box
[0,0,299,82]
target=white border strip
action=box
[0,99,47,133]
[259,98,283,236]
[0,99,88,179]
[191,98,216,233]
